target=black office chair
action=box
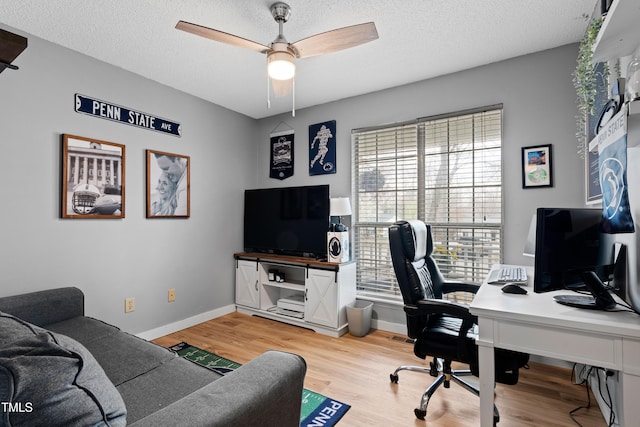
[388,220,528,424]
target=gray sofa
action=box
[0,287,307,426]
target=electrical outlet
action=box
[168,289,176,302]
[125,297,135,313]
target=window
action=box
[352,106,503,302]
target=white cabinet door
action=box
[235,260,260,308]
[305,268,338,328]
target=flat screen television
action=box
[532,207,616,293]
[243,185,330,258]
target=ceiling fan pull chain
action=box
[267,71,271,109]
[292,77,295,117]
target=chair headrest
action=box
[397,220,431,262]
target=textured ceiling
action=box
[0,0,595,119]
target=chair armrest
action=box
[441,281,480,295]
[406,299,479,361]
[405,299,478,325]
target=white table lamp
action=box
[330,197,352,232]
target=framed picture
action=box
[61,134,125,218]
[521,144,553,189]
[146,149,190,218]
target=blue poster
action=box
[309,120,336,176]
[598,106,634,233]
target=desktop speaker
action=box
[327,231,349,263]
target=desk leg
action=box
[621,371,640,426]
[477,319,495,427]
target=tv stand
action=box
[234,253,356,337]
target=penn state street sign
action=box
[74,94,181,137]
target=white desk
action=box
[469,265,640,427]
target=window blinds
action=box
[352,107,503,302]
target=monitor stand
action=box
[554,271,617,311]
[553,295,601,310]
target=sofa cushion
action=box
[47,316,177,386]
[117,356,222,423]
[0,312,127,427]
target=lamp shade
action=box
[267,50,295,81]
[330,197,352,217]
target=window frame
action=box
[351,105,504,302]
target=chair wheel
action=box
[389,373,399,383]
[414,408,426,420]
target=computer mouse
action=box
[501,284,528,295]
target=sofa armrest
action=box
[0,287,84,327]
[129,350,307,427]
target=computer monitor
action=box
[532,207,616,294]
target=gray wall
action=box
[253,44,586,330]
[1,23,590,335]
[0,26,254,334]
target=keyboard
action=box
[487,266,528,284]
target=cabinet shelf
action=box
[593,0,640,63]
[262,281,304,291]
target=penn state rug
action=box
[169,342,350,426]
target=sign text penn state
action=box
[74,94,181,137]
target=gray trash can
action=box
[346,300,373,337]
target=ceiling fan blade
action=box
[176,20,270,54]
[291,22,378,59]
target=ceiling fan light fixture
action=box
[267,50,295,80]
[177,1,378,116]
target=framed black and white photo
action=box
[61,134,125,218]
[522,144,553,189]
[146,150,190,218]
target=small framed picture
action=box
[146,149,190,218]
[521,144,553,189]
[61,134,125,218]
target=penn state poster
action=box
[598,105,634,233]
[309,120,336,176]
[270,130,294,180]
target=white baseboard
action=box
[371,319,407,335]
[136,304,236,341]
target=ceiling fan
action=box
[176,2,378,115]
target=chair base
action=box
[390,359,500,425]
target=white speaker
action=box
[327,231,349,263]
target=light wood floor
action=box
[153,312,607,427]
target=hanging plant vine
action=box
[572,18,609,158]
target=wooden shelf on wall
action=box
[0,28,28,73]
